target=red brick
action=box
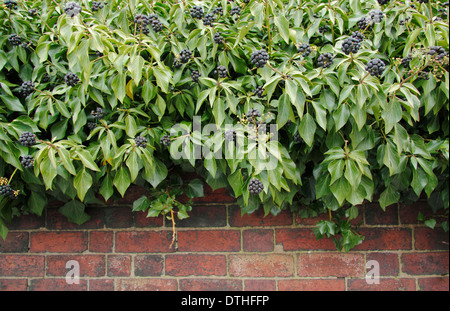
[107,255,131,276]
[414,227,449,250]
[229,205,293,227]
[179,278,242,291]
[46,255,105,276]
[115,278,177,291]
[134,255,164,276]
[399,201,434,224]
[418,277,449,291]
[165,254,226,276]
[365,203,398,225]
[172,205,227,227]
[134,211,164,228]
[29,278,87,291]
[275,228,335,251]
[278,279,345,291]
[402,252,449,275]
[46,207,104,230]
[89,279,115,291]
[30,231,88,253]
[366,253,399,276]
[115,231,175,253]
[178,185,236,204]
[0,232,28,253]
[243,229,274,252]
[104,206,133,228]
[0,279,28,291]
[244,279,277,291]
[347,278,416,291]
[229,254,294,277]
[177,230,240,252]
[352,228,412,251]
[297,253,365,277]
[6,213,44,230]
[89,231,113,253]
[0,255,44,277]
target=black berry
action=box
[179,49,192,63]
[357,17,372,30]
[215,65,228,78]
[64,72,80,87]
[254,86,265,98]
[317,53,334,68]
[20,155,34,169]
[246,108,261,119]
[369,9,384,23]
[341,37,361,55]
[250,49,269,68]
[92,1,104,11]
[91,107,103,120]
[365,58,386,77]
[203,12,216,26]
[64,1,82,17]
[319,25,330,34]
[230,7,241,16]
[377,0,390,5]
[20,81,35,97]
[190,6,204,19]
[160,135,171,146]
[213,32,224,44]
[191,70,201,83]
[19,131,36,147]
[212,6,223,16]
[297,43,312,57]
[401,54,412,67]
[350,31,365,42]
[224,130,236,142]
[135,136,148,148]
[248,178,264,194]
[8,34,21,46]
[4,0,17,10]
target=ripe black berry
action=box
[150,17,163,32]
[224,130,236,142]
[191,70,201,83]
[20,81,35,97]
[0,184,14,198]
[212,6,223,16]
[179,49,192,63]
[135,136,148,148]
[91,107,103,120]
[213,32,224,44]
[317,53,334,68]
[250,49,269,68]
[4,0,17,10]
[419,71,429,80]
[173,59,182,69]
[230,7,241,16]
[297,43,312,57]
[350,31,364,42]
[190,6,204,19]
[19,131,36,147]
[64,72,80,87]
[160,135,171,146]
[20,155,34,169]
[428,46,448,61]
[203,12,216,26]
[248,178,264,194]
[417,0,428,3]
[8,34,21,46]
[215,65,228,78]
[319,25,330,34]
[401,54,412,67]
[293,131,301,144]
[92,1,104,11]
[254,86,265,98]
[369,9,384,23]
[341,36,361,55]
[365,58,386,77]
[87,122,97,131]
[28,8,38,16]
[64,1,82,17]
[246,108,261,119]
[377,0,390,5]
[357,17,372,30]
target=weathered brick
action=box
[178,185,236,204]
[165,254,226,276]
[418,277,449,291]
[179,278,242,291]
[115,278,177,291]
[170,205,227,227]
[278,279,345,291]
[229,254,294,277]
[177,230,240,252]
[352,228,412,251]
[6,213,44,230]
[414,227,449,250]
[297,253,365,277]
[244,279,277,291]
[115,231,175,253]
[402,252,449,275]
[107,255,131,276]
[89,279,115,291]
[29,278,88,291]
[46,255,105,277]
[134,255,164,276]
[243,229,274,252]
[104,206,134,228]
[30,231,88,253]
[399,201,434,224]
[89,231,113,253]
[365,203,398,225]
[229,205,292,227]
[134,211,164,228]
[347,278,416,291]
[0,232,28,253]
[46,207,104,230]
[366,253,399,276]
[0,279,28,291]
[275,228,335,251]
[0,255,44,277]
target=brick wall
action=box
[0,186,448,291]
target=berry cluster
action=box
[357,17,372,30]
[191,70,201,83]
[150,16,163,33]
[203,12,216,26]
[91,107,103,120]
[365,58,386,77]
[213,32,224,44]
[64,72,80,87]
[297,43,312,57]
[92,1,105,12]
[399,16,411,26]
[246,108,262,119]
[179,49,192,63]
[293,131,301,144]
[19,131,36,147]
[215,65,228,78]
[377,0,390,5]
[87,122,97,131]
[417,0,428,3]
[212,6,223,16]
[317,53,334,68]
[20,81,35,97]
[0,181,18,200]
[368,9,384,23]
[230,7,241,16]
[351,31,364,42]
[8,34,21,46]
[134,14,151,29]
[250,49,269,68]
[341,36,361,55]
[20,155,34,169]
[319,25,330,34]
[190,6,204,19]
[135,136,148,148]
[28,8,38,16]
[254,86,265,98]
[4,0,17,9]
[248,178,264,195]
[224,129,236,142]
[401,54,412,67]
[428,46,448,61]
[64,1,82,18]
[160,135,171,146]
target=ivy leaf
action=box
[73,168,93,202]
[299,113,316,147]
[379,185,400,211]
[59,200,90,225]
[113,166,131,197]
[186,178,204,198]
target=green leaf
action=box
[424,219,437,229]
[186,178,204,198]
[59,200,90,225]
[132,195,151,212]
[299,113,316,147]
[274,15,290,44]
[379,185,400,210]
[73,168,93,202]
[113,167,131,198]
[76,150,100,172]
[28,191,47,216]
[99,174,114,202]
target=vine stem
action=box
[264,0,272,54]
[8,168,18,185]
[169,209,176,249]
[266,62,286,78]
